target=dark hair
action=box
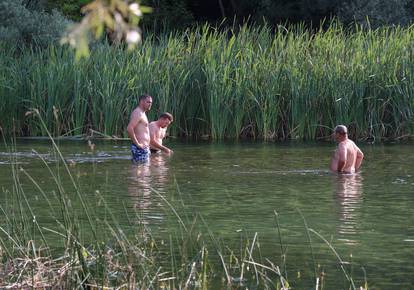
[138,94,152,102]
[334,125,348,135]
[159,112,173,122]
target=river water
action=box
[0,140,413,289]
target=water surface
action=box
[0,140,413,289]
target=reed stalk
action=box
[1,22,412,140]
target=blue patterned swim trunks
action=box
[131,144,150,163]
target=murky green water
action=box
[1,140,413,289]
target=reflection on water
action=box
[127,154,170,225]
[334,173,363,245]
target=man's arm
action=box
[355,147,364,171]
[149,123,172,154]
[127,112,144,148]
[336,143,347,172]
[330,149,338,172]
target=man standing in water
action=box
[330,125,364,174]
[127,94,153,163]
[149,112,174,154]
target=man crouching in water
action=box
[149,112,173,155]
[127,94,153,163]
[330,125,364,174]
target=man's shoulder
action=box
[131,107,146,118]
[133,106,144,113]
[347,139,357,146]
[341,138,355,145]
[130,106,138,114]
[344,139,361,152]
[149,121,160,130]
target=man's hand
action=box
[136,143,149,149]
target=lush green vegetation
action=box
[0,0,69,48]
[1,23,413,140]
[38,0,414,29]
[3,0,413,49]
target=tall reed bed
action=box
[1,22,413,140]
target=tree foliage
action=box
[1,0,413,53]
[0,0,69,48]
[45,0,92,21]
[338,0,414,27]
[250,0,334,24]
[140,0,194,31]
[60,0,151,60]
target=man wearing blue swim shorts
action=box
[127,94,153,163]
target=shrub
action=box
[338,0,414,27]
[0,0,70,48]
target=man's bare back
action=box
[330,125,364,174]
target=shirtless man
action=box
[330,125,364,174]
[127,94,153,163]
[149,112,173,154]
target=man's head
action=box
[138,94,153,112]
[158,112,173,128]
[334,125,348,142]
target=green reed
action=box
[1,21,413,140]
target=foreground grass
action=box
[1,22,413,141]
[0,167,367,290]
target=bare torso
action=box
[129,107,150,148]
[330,139,362,174]
[149,122,166,150]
